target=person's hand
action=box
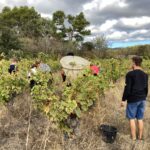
[121,101,125,107]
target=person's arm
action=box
[27,71,31,79]
[122,73,132,101]
[15,65,18,72]
[8,65,11,74]
[145,75,148,97]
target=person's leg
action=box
[137,120,144,140]
[129,119,137,140]
[62,74,66,82]
[30,80,36,89]
[126,102,137,140]
[136,101,146,140]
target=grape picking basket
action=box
[60,56,90,79]
[99,124,117,143]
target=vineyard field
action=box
[0,55,150,149]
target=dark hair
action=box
[31,60,41,68]
[132,56,142,66]
[31,64,37,68]
[67,52,74,56]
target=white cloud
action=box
[118,1,128,8]
[0,0,150,45]
[136,37,145,41]
[27,0,38,5]
[83,0,128,11]
[1,0,7,5]
[84,36,95,42]
[130,29,148,36]
[86,25,100,34]
[86,20,117,35]
[107,31,127,40]
[99,0,128,9]
[83,0,98,11]
[99,20,117,32]
[120,16,150,27]
[41,13,52,19]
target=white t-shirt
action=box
[28,67,37,78]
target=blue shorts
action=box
[126,101,146,120]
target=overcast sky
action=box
[0,0,150,48]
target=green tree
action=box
[0,27,21,51]
[93,35,109,57]
[52,11,91,41]
[52,10,66,39]
[2,6,11,13]
[82,42,94,51]
[93,35,108,50]
[66,12,91,41]
[41,18,55,37]
[0,6,42,38]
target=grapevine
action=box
[0,56,150,133]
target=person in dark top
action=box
[8,58,18,74]
[121,56,148,140]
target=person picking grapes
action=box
[90,63,100,76]
[121,56,148,141]
[28,60,41,88]
[8,58,18,74]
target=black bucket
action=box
[99,124,117,143]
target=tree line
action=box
[0,6,149,58]
[0,6,93,54]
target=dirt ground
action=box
[0,79,150,150]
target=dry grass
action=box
[0,79,150,150]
